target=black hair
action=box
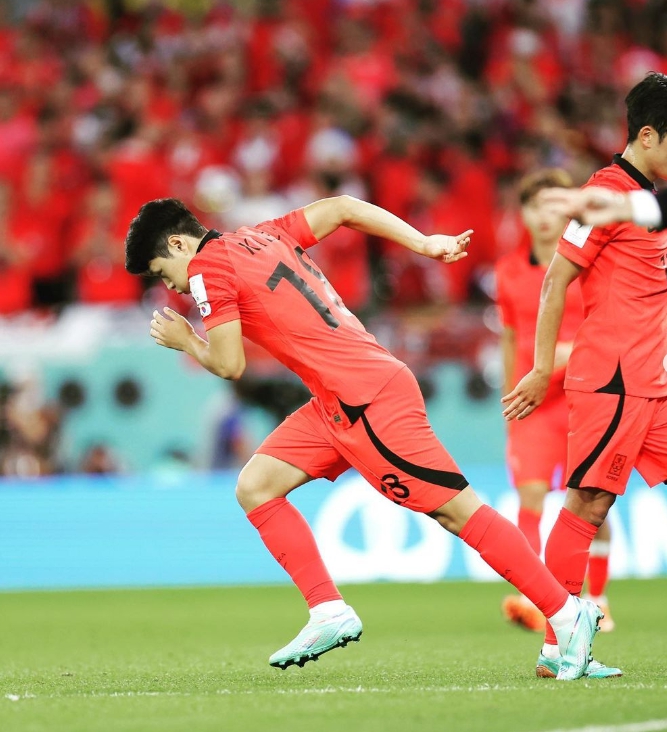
[124,198,207,275]
[625,72,667,143]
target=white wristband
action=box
[629,189,662,228]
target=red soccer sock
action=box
[587,542,611,598]
[543,507,599,645]
[459,505,568,619]
[517,507,542,555]
[246,497,342,608]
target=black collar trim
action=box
[197,229,222,253]
[528,251,540,266]
[612,154,656,192]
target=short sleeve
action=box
[187,245,240,331]
[258,208,319,249]
[557,218,614,268]
[557,176,622,267]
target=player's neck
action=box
[621,144,656,183]
[531,240,557,266]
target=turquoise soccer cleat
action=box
[269,606,363,670]
[536,653,623,679]
[553,596,604,680]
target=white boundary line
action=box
[4,683,667,701]
[540,722,667,732]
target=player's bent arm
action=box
[185,320,246,381]
[501,255,581,421]
[534,253,581,376]
[302,195,472,262]
[500,326,516,396]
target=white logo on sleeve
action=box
[189,273,212,317]
[562,219,593,248]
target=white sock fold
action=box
[309,600,347,618]
[541,643,560,660]
[547,595,577,634]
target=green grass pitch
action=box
[1,579,666,732]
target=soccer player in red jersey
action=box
[125,194,607,680]
[496,169,614,635]
[503,71,667,678]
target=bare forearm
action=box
[339,196,427,253]
[183,333,240,380]
[534,276,567,376]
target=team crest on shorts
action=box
[198,301,212,317]
[607,453,627,480]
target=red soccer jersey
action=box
[496,248,583,403]
[186,209,405,419]
[557,155,667,397]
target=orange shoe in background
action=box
[501,594,547,633]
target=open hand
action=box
[501,369,550,421]
[422,229,473,263]
[150,307,195,351]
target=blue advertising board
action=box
[1,466,666,591]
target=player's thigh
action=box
[565,390,650,495]
[635,396,667,487]
[336,367,468,513]
[508,398,568,490]
[240,398,350,510]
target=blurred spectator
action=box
[78,442,121,475]
[0,373,61,477]
[69,179,142,305]
[0,180,32,314]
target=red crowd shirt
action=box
[496,247,584,404]
[557,155,667,397]
[186,209,405,419]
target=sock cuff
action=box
[558,507,598,540]
[459,504,496,548]
[246,497,288,528]
[589,540,611,557]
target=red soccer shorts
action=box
[507,393,569,490]
[256,366,468,513]
[565,389,667,494]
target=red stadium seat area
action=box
[0,0,660,316]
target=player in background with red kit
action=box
[125,193,612,680]
[496,169,614,635]
[503,71,667,678]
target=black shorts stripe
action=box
[359,412,468,490]
[567,393,625,488]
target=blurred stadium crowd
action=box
[1,0,666,476]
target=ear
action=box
[639,126,657,149]
[166,234,188,255]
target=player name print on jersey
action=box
[562,219,593,248]
[233,231,278,255]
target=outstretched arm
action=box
[501,253,581,420]
[302,195,473,263]
[540,186,665,230]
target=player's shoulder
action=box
[188,236,234,278]
[585,162,638,192]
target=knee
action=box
[586,503,611,528]
[235,464,266,512]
